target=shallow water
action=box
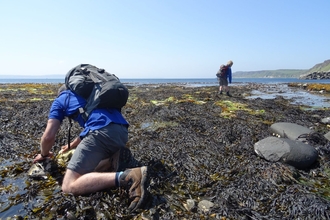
[245,84,330,108]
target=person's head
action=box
[227,60,233,67]
[58,84,68,95]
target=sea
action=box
[1,77,330,107]
[1,77,330,86]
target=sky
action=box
[0,0,329,79]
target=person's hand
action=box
[60,144,70,153]
[60,144,76,153]
[33,152,54,163]
[60,140,79,153]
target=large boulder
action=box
[270,122,312,140]
[254,136,318,169]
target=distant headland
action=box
[234,59,330,79]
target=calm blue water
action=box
[1,78,330,86]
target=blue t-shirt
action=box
[49,90,129,138]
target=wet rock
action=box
[28,162,48,179]
[183,199,195,211]
[324,131,330,141]
[66,211,78,220]
[300,71,330,80]
[28,158,55,179]
[198,200,214,212]
[321,117,330,124]
[270,122,313,140]
[254,136,318,169]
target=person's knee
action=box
[62,183,80,195]
[62,169,81,195]
[61,178,74,194]
[61,184,71,194]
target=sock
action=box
[115,171,124,187]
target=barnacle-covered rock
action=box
[270,122,313,140]
[28,162,48,179]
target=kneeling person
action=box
[33,85,148,212]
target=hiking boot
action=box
[120,166,148,212]
[226,92,232,97]
[219,91,223,95]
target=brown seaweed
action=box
[0,83,330,219]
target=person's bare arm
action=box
[60,136,81,153]
[33,119,61,163]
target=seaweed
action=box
[0,83,330,219]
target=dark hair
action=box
[58,84,68,95]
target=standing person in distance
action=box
[216,60,233,96]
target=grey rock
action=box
[270,122,312,140]
[254,136,318,169]
[28,162,48,179]
[198,200,214,212]
[183,199,195,211]
[299,71,330,80]
[324,131,330,141]
[311,114,321,119]
[27,158,55,179]
[321,117,330,124]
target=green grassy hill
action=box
[233,59,330,78]
[305,59,330,73]
[233,69,305,78]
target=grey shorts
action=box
[67,123,128,175]
[219,78,228,86]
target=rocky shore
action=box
[299,71,330,79]
[0,83,330,219]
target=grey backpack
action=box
[216,64,228,78]
[65,64,129,121]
